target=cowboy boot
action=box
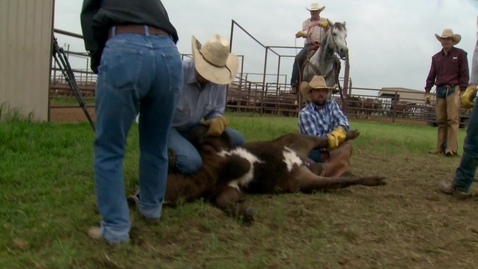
[290,82,298,94]
[438,181,473,200]
[429,126,447,154]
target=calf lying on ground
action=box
[133,125,386,222]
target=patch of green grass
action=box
[0,113,476,269]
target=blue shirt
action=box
[171,59,226,132]
[298,100,349,137]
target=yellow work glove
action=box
[318,21,329,28]
[424,93,431,104]
[295,31,305,38]
[202,116,229,136]
[326,126,347,151]
[461,86,477,109]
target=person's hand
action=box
[424,93,431,104]
[326,126,346,151]
[318,21,329,28]
[202,116,229,136]
[461,85,477,109]
[295,31,305,38]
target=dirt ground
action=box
[38,107,478,268]
[49,106,429,127]
[49,106,96,123]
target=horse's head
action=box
[328,21,348,60]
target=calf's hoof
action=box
[345,129,360,140]
[243,206,255,222]
[359,176,386,186]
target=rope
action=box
[356,139,408,161]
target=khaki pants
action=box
[435,85,461,152]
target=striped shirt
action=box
[298,100,349,137]
[171,59,226,132]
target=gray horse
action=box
[299,21,349,101]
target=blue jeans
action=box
[94,29,183,243]
[308,149,324,163]
[452,98,478,192]
[168,125,245,174]
[290,44,312,86]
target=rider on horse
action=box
[291,2,331,94]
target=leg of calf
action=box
[323,142,353,177]
[284,166,386,193]
[214,186,255,222]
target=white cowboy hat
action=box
[306,2,325,12]
[299,75,336,102]
[191,34,239,85]
[435,29,461,45]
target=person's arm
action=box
[298,111,319,136]
[331,101,349,130]
[459,50,470,91]
[424,57,436,93]
[469,45,478,88]
[204,85,226,121]
[80,0,103,73]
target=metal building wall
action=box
[0,0,55,121]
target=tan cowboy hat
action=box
[299,75,336,102]
[306,2,325,12]
[191,34,239,85]
[435,29,461,45]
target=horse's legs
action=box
[214,186,255,222]
[282,166,386,194]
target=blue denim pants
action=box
[308,149,324,163]
[452,98,478,192]
[94,28,183,243]
[290,44,312,86]
[167,125,245,175]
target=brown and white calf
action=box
[160,125,386,222]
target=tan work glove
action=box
[424,93,431,104]
[326,126,347,151]
[461,85,477,109]
[202,116,229,136]
[318,21,329,28]
[295,31,305,38]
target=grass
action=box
[1,110,477,269]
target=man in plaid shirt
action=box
[298,75,354,177]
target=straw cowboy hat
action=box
[435,29,461,45]
[299,75,336,102]
[306,2,326,12]
[191,34,239,85]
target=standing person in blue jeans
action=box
[438,20,478,199]
[81,0,183,244]
[168,34,245,175]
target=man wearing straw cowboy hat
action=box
[424,28,469,156]
[166,34,245,175]
[298,75,354,177]
[290,2,331,94]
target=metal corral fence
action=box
[49,27,471,128]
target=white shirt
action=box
[301,17,330,45]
